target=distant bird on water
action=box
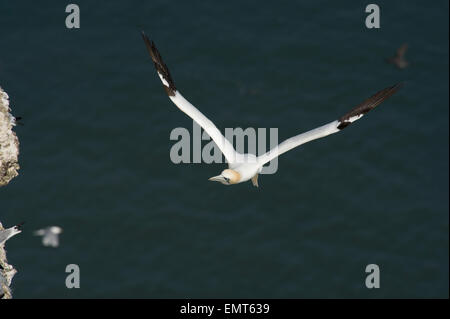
[0,223,23,246]
[386,43,409,69]
[34,226,63,248]
[141,32,402,187]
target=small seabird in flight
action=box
[0,222,23,246]
[142,32,402,187]
[34,226,63,248]
[386,43,409,69]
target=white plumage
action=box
[142,32,402,187]
[34,226,63,248]
[0,223,22,246]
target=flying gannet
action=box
[386,43,409,69]
[142,32,402,187]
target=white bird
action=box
[33,226,63,248]
[142,32,402,187]
[0,223,23,246]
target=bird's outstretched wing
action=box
[396,44,408,59]
[33,229,45,236]
[258,83,402,165]
[141,32,239,163]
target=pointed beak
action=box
[15,222,25,231]
[208,175,225,183]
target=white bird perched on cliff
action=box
[142,32,402,187]
[0,223,23,246]
[33,226,63,248]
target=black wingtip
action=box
[141,31,152,49]
[337,83,403,130]
[141,31,177,96]
[389,82,403,90]
[393,82,404,90]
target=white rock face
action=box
[0,86,20,187]
[0,222,18,299]
[0,86,20,298]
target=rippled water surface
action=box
[0,1,448,298]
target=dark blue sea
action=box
[0,0,448,298]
